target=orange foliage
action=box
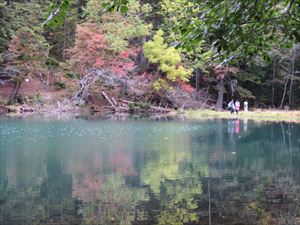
[176,79,195,93]
[67,23,139,77]
[66,23,109,75]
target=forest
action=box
[0,0,300,114]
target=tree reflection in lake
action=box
[0,118,299,225]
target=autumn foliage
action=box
[67,22,138,77]
[6,28,49,79]
[110,47,140,76]
[66,23,109,75]
[143,30,192,90]
[180,82,195,93]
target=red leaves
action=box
[119,51,130,59]
[118,47,140,59]
[75,23,108,51]
[67,23,138,77]
[67,23,109,74]
[94,58,105,68]
[176,79,195,93]
[111,60,135,77]
[180,82,195,93]
[110,50,136,77]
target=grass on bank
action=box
[185,109,300,123]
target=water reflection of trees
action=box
[0,144,80,225]
[136,121,300,225]
[197,121,300,225]
[0,120,299,225]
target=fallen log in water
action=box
[101,91,116,107]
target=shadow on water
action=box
[0,118,300,225]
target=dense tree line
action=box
[0,0,299,109]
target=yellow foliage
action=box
[143,30,192,90]
[153,78,171,91]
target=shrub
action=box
[32,92,43,103]
[128,102,150,112]
[54,81,66,90]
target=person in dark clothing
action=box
[228,99,235,114]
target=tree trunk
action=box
[280,59,292,109]
[280,78,289,109]
[62,19,67,60]
[195,68,201,92]
[288,49,295,108]
[139,50,148,67]
[138,37,148,68]
[271,60,275,107]
[9,82,21,103]
[288,79,293,107]
[215,79,225,111]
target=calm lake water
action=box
[0,117,300,225]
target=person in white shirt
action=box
[244,100,248,112]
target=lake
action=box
[0,117,300,225]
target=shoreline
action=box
[184,109,300,123]
[1,104,300,123]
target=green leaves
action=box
[44,0,73,27]
[178,0,300,60]
[119,4,128,14]
[98,0,152,52]
[102,0,128,14]
[181,40,212,72]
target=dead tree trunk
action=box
[71,71,100,104]
[280,78,289,109]
[101,91,116,107]
[280,59,292,109]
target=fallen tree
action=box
[70,68,216,114]
[101,91,172,114]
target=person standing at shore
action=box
[228,99,235,114]
[244,100,248,112]
[235,100,240,115]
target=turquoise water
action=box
[0,117,300,225]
